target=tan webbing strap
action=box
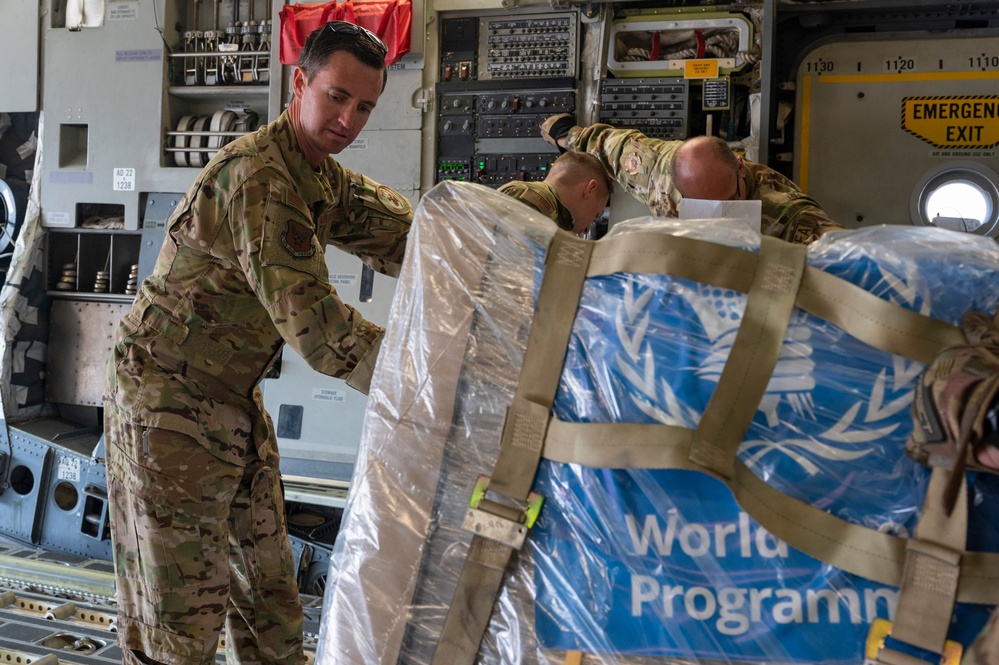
[797,267,965,365]
[432,538,514,664]
[544,420,702,473]
[728,456,911,591]
[587,231,757,289]
[587,231,963,365]
[541,418,999,606]
[432,231,593,665]
[691,236,807,477]
[489,231,592,498]
[877,467,966,661]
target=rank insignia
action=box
[281,219,315,258]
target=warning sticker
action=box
[902,96,999,149]
[684,60,720,79]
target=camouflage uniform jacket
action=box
[566,123,843,244]
[497,180,575,231]
[104,109,412,466]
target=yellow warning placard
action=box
[902,96,999,149]
[684,59,720,79]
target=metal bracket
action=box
[463,475,544,549]
[864,618,962,665]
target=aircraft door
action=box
[792,32,999,236]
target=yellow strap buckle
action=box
[865,618,963,665]
[464,475,545,549]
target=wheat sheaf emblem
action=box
[612,271,924,477]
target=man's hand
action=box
[907,310,999,510]
[540,113,576,153]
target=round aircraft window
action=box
[910,162,999,237]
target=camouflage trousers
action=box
[104,408,304,665]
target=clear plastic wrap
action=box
[317,181,999,665]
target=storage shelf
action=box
[47,291,134,303]
[168,85,269,99]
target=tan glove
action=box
[540,113,576,153]
[907,310,999,512]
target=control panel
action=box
[599,79,690,139]
[479,15,576,80]
[435,11,579,187]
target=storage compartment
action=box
[162,0,279,168]
[46,229,141,298]
[607,12,754,77]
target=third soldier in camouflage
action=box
[541,113,844,245]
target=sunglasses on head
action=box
[321,20,388,58]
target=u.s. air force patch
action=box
[281,219,315,258]
[377,186,410,215]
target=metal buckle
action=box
[864,618,963,665]
[462,475,545,549]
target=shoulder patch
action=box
[623,150,643,176]
[281,219,316,258]
[376,186,410,215]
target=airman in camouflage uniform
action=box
[103,23,410,665]
[498,151,611,236]
[907,309,999,665]
[498,180,575,229]
[541,114,843,244]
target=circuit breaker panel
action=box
[435,11,578,187]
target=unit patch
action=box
[377,186,410,215]
[281,219,315,258]
[623,150,643,176]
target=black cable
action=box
[152,0,173,54]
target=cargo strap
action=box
[434,228,983,663]
[872,466,968,663]
[540,231,999,609]
[690,236,807,477]
[542,418,999,605]
[432,230,593,665]
[587,231,964,364]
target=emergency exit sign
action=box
[902,95,999,149]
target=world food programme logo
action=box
[613,270,924,477]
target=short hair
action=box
[670,135,739,179]
[549,151,613,195]
[297,22,388,90]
